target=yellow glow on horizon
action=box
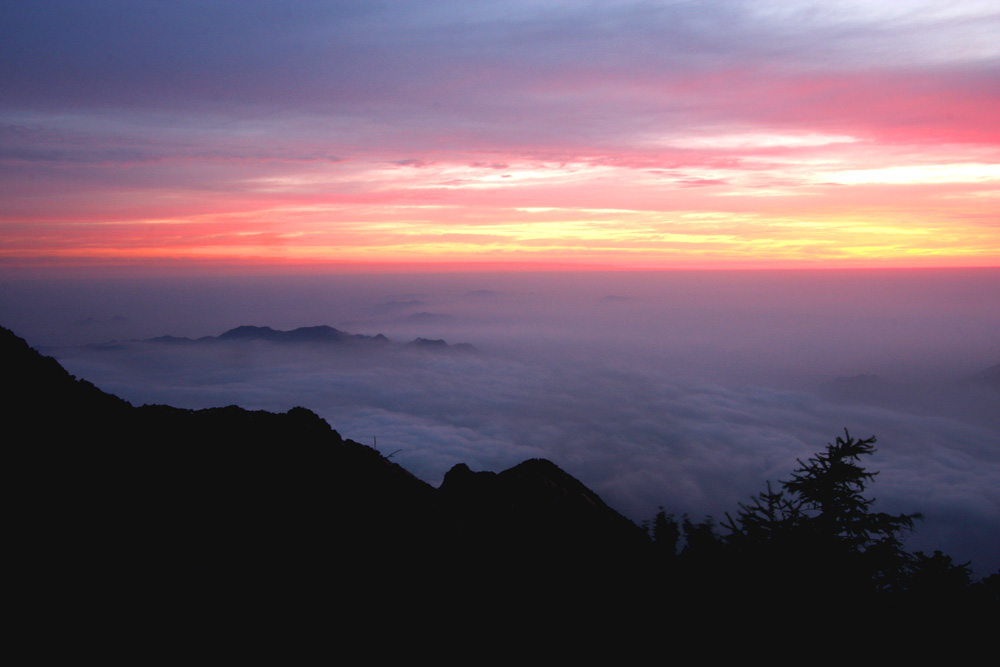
[4,170,997,269]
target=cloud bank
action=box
[4,269,997,574]
[2,1,999,267]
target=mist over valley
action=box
[4,268,997,575]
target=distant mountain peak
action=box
[410,337,447,347]
[219,325,277,338]
[218,325,351,343]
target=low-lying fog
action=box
[3,269,998,575]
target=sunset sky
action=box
[2,1,999,272]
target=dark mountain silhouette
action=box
[4,324,641,633]
[5,324,617,545]
[438,459,648,554]
[6,324,993,641]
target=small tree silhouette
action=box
[646,508,680,559]
[723,430,919,598]
[785,430,916,547]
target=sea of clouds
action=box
[3,269,997,575]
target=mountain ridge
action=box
[99,323,477,352]
[4,324,644,613]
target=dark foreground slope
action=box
[7,325,994,648]
[5,326,650,638]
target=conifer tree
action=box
[723,430,919,596]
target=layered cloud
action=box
[2,1,998,268]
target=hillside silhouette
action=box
[4,324,995,642]
[5,325,648,630]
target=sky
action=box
[2,0,999,271]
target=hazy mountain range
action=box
[92,324,477,353]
